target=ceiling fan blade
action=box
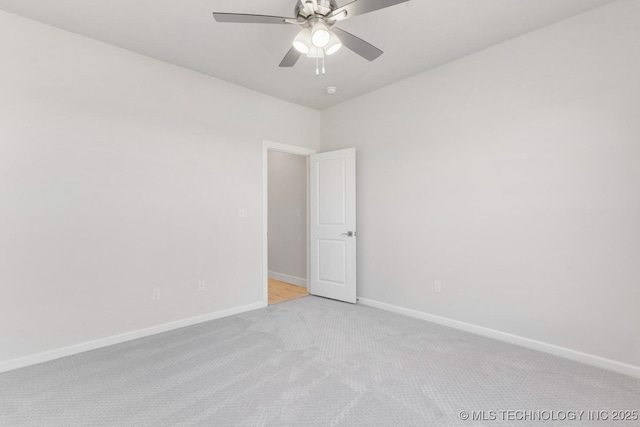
[328,0,410,22]
[279,47,302,67]
[212,13,292,24]
[332,28,383,61]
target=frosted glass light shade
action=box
[293,29,311,54]
[325,32,342,55]
[306,46,324,58]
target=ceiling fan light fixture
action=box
[213,0,404,74]
[325,32,342,55]
[293,28,311,53]
[311,22,331,48]
[306,46,324,58]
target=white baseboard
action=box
[357,297,640,379]
[268,271,307,288]
[0,301,266,374]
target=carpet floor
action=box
[1,296,639,426]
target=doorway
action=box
[262,141,316,305]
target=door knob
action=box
[342,231,356,237]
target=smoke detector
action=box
[326,86,338,95]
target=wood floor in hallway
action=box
[268,279,309,305]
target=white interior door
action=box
[309,148,357,304]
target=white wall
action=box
[0,11,320,365]
[268,151,307,284]
[321,0,640,368]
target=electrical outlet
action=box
[153,288,160,300]
[198,281,205,291]
[434,281,442,293]
[238,208,248,218]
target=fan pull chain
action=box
[314,51,326,76]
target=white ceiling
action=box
[0,0,614,110]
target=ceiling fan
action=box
[212,0,409,75]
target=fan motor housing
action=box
[295,0,338,18]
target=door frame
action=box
[262,140,317,305]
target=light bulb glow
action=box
[293,40,309,54]
[311,23,331,48]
